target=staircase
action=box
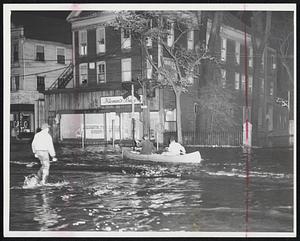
[49,63,73,90]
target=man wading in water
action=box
[32,123,57,185]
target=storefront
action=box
[10,104,35,139]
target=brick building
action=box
[10,13,72,139]
[44,11,291,147]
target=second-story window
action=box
[36,45,45,61]
[97,61,106,83]
[248,47,253,67]
[79,63,88,85]
[187,30,194,50]
[37,76,45,92]
[96,27,105,53]
[146,19,153,48]
[121,28,131,49]
[220,69,226,88]
[11,75,20,91]
[234,72,240,90]
[249,75,253,93]
[221,37,227,61]
[235,42,240,65]
[146,55,153,79]
[79,30,87,56]
[57,48,65,64]
[271,55,276,70]
[242,74,245,92]
[166,21,174,47]
[269,81,274,96]
[121,58,131,82]
[13,43,19,62]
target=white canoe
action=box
[122,148,202,164]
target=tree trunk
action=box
[142,82,150,137]
[175,90,183,143]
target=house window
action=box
[269,81,274,96]
[221,37,227,61]
[37,76,45,92]
[97,61,106,83]
[146,19,153,47]
[234,72,240,90]
[271,55,276,69]
[248,47,253,67]
[11,75,20,91]
[166,21,174,47]
[96,27,105,53]
[121,28,131,49]
[187,30,194,50]
[260,78,265,93]
[220,69,226,88]
[248,75,253,93]
[36,45,45,61]
[242,74,245,91]
[79,63,88,85]
[146,55,153,79]
[243,106,252,123]
[57,48,65,64]
[235,42,240,64]
[79,30,87,56]
[121,58,131,82]
[13,43,19,62]
[164,109,176,132]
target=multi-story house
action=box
[44,11,204,144]
[10,13,72,139]
[44,11,289,147]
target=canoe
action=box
[122,148,202,164]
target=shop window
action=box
[36,45,44,61]
[57,47,65,64]
[13,43,19,62]
[96,27,105,53]
[79,30,87,56]
[121,28,131,49]
[121,58,131,82]
[37,76,45,92]
[79,63,88,85]
[146,55,153,79]
[187,30,194,50]
[220,37,227,61]
[235,42,240,65]
[97,61,106,83]
[234,72,240,90]
[166,21,174,47]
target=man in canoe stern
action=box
[139,134,156,155]
[162,136,186,156]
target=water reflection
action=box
[32,191,61,231]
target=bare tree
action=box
[111,11,214,143]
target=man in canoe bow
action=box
[162,136,186,156]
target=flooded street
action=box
[9,144,294,233]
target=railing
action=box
[164,130,243,146]
[48,63,73,90]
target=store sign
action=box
[101,95,142,106]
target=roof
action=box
[11,12,72,45]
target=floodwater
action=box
[9,144,294,233]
